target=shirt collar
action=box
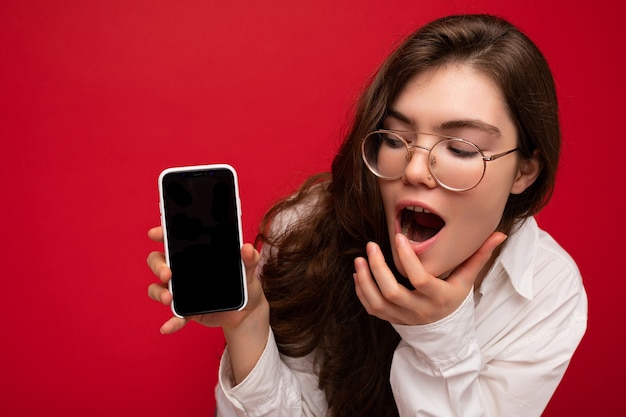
[482,217,539,300]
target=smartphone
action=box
[158,164,247,317]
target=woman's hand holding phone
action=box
[146,226,270,384]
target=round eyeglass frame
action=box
[361,129,519,192]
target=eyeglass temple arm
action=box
[483,148,518,161]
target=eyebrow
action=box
[386,108,502,137]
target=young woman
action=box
[147,14,587,417]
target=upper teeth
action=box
[406,206,431,213]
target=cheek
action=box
[482,161,520,198]
[467,161,518,222]
[425,189,511,276]
[455,201,503,244]
[457,181,512,235]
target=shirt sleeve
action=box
[215,327,328,417]
[391,290,484,417]
[390,279,587,417]
[216,190,329,417]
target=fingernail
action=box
[395,233,408,247]
[366,242,378,255]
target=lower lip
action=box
[395,219,441,255]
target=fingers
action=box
[148,226,163,242]
[147,282,172,304]
[147,251,171,283]
[354,248,406,322]
[365,242,410,304]
[394,233,430,285]
[147,283,187,334]
[147,226,171,283]
[394,234,445,299]
[353,257,377,313]
[147,236,264,335]
[146,225,188,335]
[160,316,188,334]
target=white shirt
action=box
[215,217,587,416]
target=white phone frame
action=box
[158,163,247,317]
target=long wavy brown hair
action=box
[255,14,561,417]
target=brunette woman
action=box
[147,14,587,417]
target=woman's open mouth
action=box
[400,206,445,243]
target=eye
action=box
[380,132,407,149]
[441,139,481,158]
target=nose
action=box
[402,149,436,188]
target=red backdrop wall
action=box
[1,1,623,415]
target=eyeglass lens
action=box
[362,131,486,191]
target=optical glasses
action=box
[362,130,519,192]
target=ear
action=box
[510,150,542,195]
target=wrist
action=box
[222,299,270,385]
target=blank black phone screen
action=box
[161,167,245,316]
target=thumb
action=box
[241,243,261,284]
[448,232,507,288]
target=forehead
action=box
[390,64,515,137]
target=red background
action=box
[1,1,623,415]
